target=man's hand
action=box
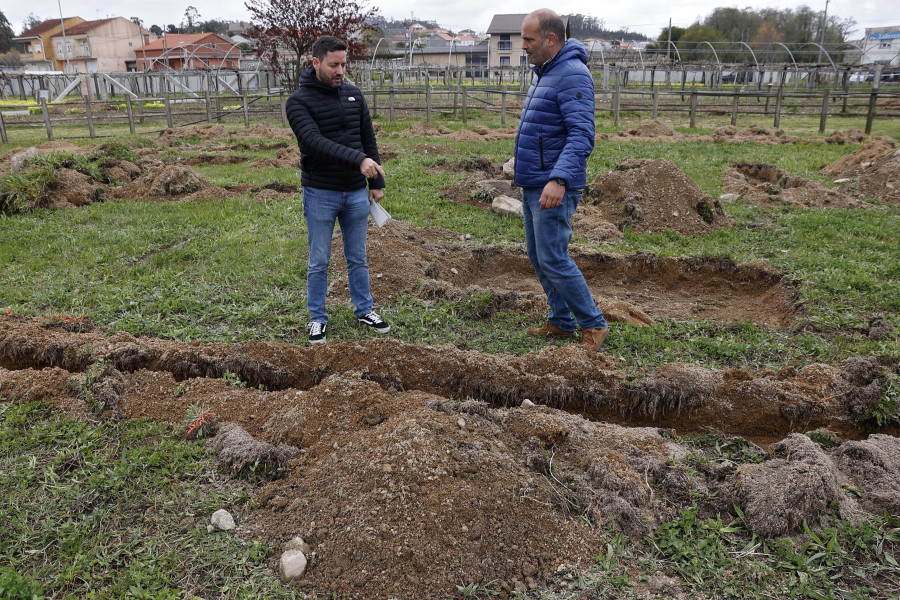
[360,157,385,180]
[369,188,384,203]
[540,179,565,209]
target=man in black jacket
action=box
[286,35,390,345]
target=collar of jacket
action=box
[530,39,587,78]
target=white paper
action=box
[369,201,391,227]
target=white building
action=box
[861,26,900,66]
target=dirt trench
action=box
[1,315,893,444]
[345,221,798,330]
[1,315,899,599]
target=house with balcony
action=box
[136,33,240,71]
[485,13,570,67]
[48,17,151,72]
[13,17,85,71]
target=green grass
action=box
[1,125,898,368]
[0,401,303,599]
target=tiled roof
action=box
[486,14,528,34]
[16,18,81,39]
[63,18,119,36]
[140,33,236,51]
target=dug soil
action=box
[1,316,898,599]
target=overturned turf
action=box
[1,316,898,599]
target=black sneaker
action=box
[358,311,390,333]
[307,321,326,344]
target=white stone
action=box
[833,178,853,184]
[210,509,235,531]
[521,399,535,407]
[492,195,523,217]
[457,417,466,430]
[718,193,740,202]
[10,148,39,173]
[502,157,515,178]
[278,549,308,582]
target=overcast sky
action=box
[8,0,898,40]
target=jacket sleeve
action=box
[549,69,595,185]
[286,93,367,171]
[359,96,386,190]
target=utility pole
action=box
[57,0,71,73]
[817,0,830,63]
[666,18,672,63]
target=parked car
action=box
[849,71,874,83]
[721,70,754,84]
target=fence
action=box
[1,81,898,144]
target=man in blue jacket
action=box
[286,36,390,345]
[515,9,609,351]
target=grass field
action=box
[1,113,899,599]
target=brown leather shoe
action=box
[581,327,609,351]
[526,322,573,338]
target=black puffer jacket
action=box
[285,65,385,191]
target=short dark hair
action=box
[311,35,348,61]
[536,13,565,43]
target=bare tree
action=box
[245,0,378,87]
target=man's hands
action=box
[360,157,385,180]
[369,188,384,203]
[539,179,565,209]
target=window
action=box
[881,40,892,49]
[57,42,62,53]
[499,34,511,51]
[500,56,510,65]
[128,41,133,47]
[520,55,528,65]
[66,42,71,52]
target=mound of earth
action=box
[2,141,86,173]
[587,158,734,234]
[447,126,517,142]
[616,118,679,138]
[396,122,453,137]
[1,316,898,598]
[723,163,873,208]
[251,145,301,169]
[825,129,869,145]
[712,124,798,144]
[326,221,797,329]
[820,140,896,177]
[158,123,293,143]
[45,168,103,209]
[112,163,238,203]
[856,148,900,205]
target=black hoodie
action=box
[285,65,385,191]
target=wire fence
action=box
[1,79,899,144]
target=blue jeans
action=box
[303,186,373,323]
[522,187,607,333]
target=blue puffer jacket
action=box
[514,39,595,190]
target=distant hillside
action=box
[566,13,651,41]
